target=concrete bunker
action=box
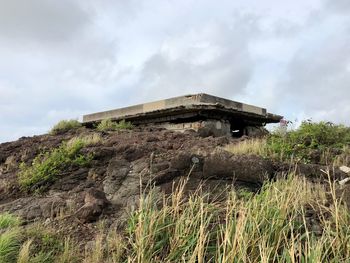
[82,93,283,137]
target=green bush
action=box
[96,119,133,131]
[226,121,350,164]
[18,137,93,191]
[49,120,81,135]
[267,121,350,163]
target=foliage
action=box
[21,225,64,263]
[226,121,350,164]
[96,119,134,131]
[0,213,21,230]
[115,176,349,262]
[225,139,268,156]
[49,120,82,135]
[268,121,350,163]
[18,137,93,191]
[0,229,21,263]
[0,217,70,263]
[2,174,350,262]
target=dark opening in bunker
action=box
[230,120,245,138]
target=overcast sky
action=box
[0,0,349,142]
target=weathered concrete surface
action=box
[154,119,232,137]
[82,93,282,126]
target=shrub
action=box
[50,120,81,135]
[268,121,350,163]
[96,119,133,131]
[226,121,350,164]
[115,119,134,130]
[18,137,93,191]
[96,119,113,131]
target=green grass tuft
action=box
[0,213,21,230]
[49,120,81,135]
[0,229,21,263]
[96,119,133,131]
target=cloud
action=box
[135,16,260,101]
[0,0,90,42]
[325,0,350,14]
[0,0,349,143]
[277,9,350,124]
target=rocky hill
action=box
[0,123,350,262]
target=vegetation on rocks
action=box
[96,119,134,132]
[49,120,82,135]
[2,174,350,262]
[227,121,350,165]
[120,176,350,262]
[1,120,350,262]
[17,135,98,191]
[0,216,71,263]
[0,213,21,262]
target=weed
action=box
[225,139,268,156]
[226,121,350,165]
[106,232,126,263]
[56,238,79,263]
[96,119,133,131]
[50,120,81,135]
[0,229,21,263]
[0,213,21,230]
[2,174,350,262]
[73,133,102,146]
[17,239,32,263]
[23,224,63,263]
[18,137,93,191]
[120,176,350,262]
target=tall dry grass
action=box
[2,172,350,262]
[121,174,349,262]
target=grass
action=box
[333,146,350,167]
[0,213,21,263]
[50,120,82,135]
[1,172,350,262]
[17,239,32,263]
[0,213,21,230]
[225,138,269,156]
[96,119,134,132]
[18,135,97,191]
[5,120,350,262]
[121,175,350,262]
[0,220,67,263]
[226,121,350,165]
[0,229,21,263]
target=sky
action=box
[0,0,349,142]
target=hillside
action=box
[0,121,350,262]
